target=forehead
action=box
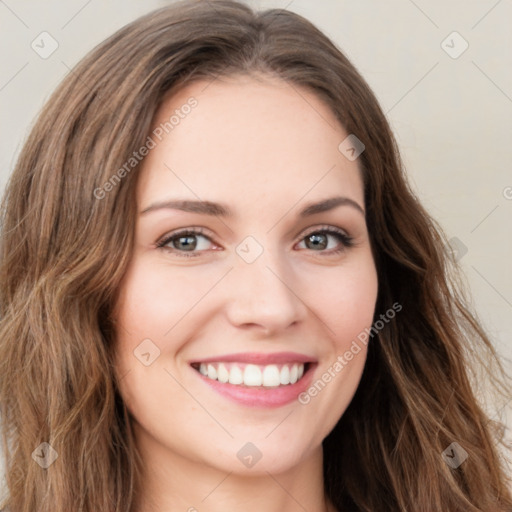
[137,75,364,214]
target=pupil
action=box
[176,235,197,251]
[306,233,327,250]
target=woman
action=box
[0,1,510,511]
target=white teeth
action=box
[280,365,290,385]
[217,363,229,383]
[207,364,217,380]
[262,365,281,387]
[195,362,307,387]
[290,363,298,384]
[244,364,262,386]
[228,365,243,385]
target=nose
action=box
[224,251,308,335]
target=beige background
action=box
[0,0,511,487]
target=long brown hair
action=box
[0,1,510,511]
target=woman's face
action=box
[113,75,378,476]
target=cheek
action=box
[114,258,220,342]
[112,261,196,416]
[296,258,377,428]
[300,253,379,345]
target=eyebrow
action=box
[140,196,365,217]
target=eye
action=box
[156,225,354,258]
[156,227,217,257]
[296,226,354,254]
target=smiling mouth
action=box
[190,361,313,388]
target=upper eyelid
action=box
[156,226,211,245]
[300,224,348,237]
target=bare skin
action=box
[113,75,378,512]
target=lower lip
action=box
[192,364,317,408]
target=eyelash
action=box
[156,225,355,259]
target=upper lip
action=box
[189,352,317,365]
